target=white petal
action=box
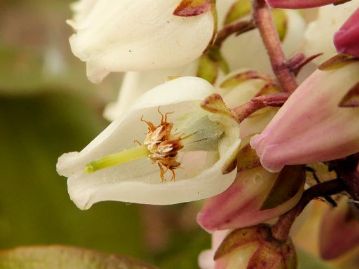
[69,0,214,83]
[104,63,197,121]
[304,0,359,63]
[57,77,240,209]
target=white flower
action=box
[104,63,197,121]
[103,1,306,121]
[304,0,359,63]
[68,0,215,83]
[57,77,241,209]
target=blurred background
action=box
[0,1,356,268]
[0,1,211,268]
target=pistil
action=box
[85,145,149,173]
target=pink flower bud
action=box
[266,0,348,9]
[319,198,359,260]
[197,166,304,231]
[335,9,359,58]
[251,60,359,172]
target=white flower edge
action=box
[104,62,198,121]
[57,77,241,209]
[68,0,215,83]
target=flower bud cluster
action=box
[57,0,359,267]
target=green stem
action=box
[85,145,149,173]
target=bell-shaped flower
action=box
[334,8,359,58]
[214,225,297,269]
[266,0,348,9]
[67,0,215,83]
[319,197,359,260]
[57,77,242,209]
[103,1,306,121]
[304,0,359,63]
[197,166,304,231]
[251,59,359,172]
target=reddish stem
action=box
[214,20,256,48]
[252,0,298,93]
[232,92,289,122]
[271,179,346,241]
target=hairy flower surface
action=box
[57,77,241,209]
[68,0,215,83]
[251,60,359,172]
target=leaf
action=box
[224,0,252,25]
[0,246,157,269]
[173,0,214,17]
[261,166,305,210]
[319,54,358,71]
[272,9,288,42]
[339,82,359,107]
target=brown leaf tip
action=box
[319,54,358,71]
[173,0,213,17]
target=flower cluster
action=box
[58,0,359,268]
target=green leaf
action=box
[0,246,156,269]
[224,0,252,25]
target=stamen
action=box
[85,145,149,173]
